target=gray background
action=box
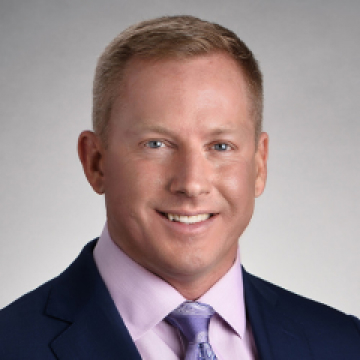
[1,0,359,316]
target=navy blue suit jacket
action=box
[1,240,360,359]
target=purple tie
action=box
[166,301,218,360]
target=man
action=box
[0,15,359,360]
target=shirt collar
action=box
[199,251,246,338]
[94,224,246,340]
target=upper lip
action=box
[157,210,217,216]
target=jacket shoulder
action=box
[0,240,99,359]
[246,271,359,326]
[244,270,360,357]
[0,277,68,359]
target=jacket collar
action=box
[242,268,313,360]
[44,240,142,360]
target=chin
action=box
[157,252,217,280]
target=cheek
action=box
[131,159,169,195]
[217,161,256,205]
[105,156,167,208]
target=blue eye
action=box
[146,140,164,148]
[213,143,230,151]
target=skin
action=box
[78,53,268,300]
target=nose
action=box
[169,149,212,197]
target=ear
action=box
[78,130,105,194]
[254,132,269,198]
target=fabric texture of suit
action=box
[1,239,360,359]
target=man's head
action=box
[79,15,268,299]
[92,15,263,145]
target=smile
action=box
[158,212,213,224]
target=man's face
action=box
[101,53,268,293]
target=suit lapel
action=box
[243,269,313,360]
[45,240,141,360]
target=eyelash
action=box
[212,143,232,151]
[142,140,234,152]
[145,140,165,149]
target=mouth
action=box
[157,211,215,225]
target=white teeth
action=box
[166,213,211,224]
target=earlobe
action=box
[254,132,269,198]
[78,131,105,194]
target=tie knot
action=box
[166,301,215,344]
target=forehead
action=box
[110,53,252,135]
[121,52,247,96]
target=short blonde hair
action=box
[93,15,263,143]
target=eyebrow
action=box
[137,125,175,136]
[135,124,240,137]
[208,127,239,136]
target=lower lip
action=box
[156,212,217,235]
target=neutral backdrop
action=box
[1,0,359,317]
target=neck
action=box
[158,259,237,300]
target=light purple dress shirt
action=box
[94,224,257,359]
